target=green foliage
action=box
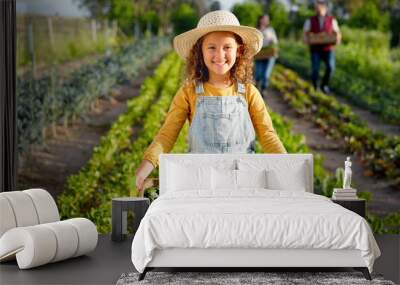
[58,53,183,233]
[268,1,290,37]
[231,2,263,27]
[290,6,314,37]
[210,1,221,11]
[368,212,400,234]
[358,191,372,202]
[16,15,120,68]
[16,38,171,155]
[277,38,400,124]
[390,47,400,61]
[341,26,390,50]
[348,0,390,32]
[270,64,400,183]
[108,0,135,34]
[170,3,199,35]
[389,9,400,47]
[140,10,160,35]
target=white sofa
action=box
[132,153,380,281]
[0,188,98,269]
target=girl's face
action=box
[201,31,240,79]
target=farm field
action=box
[15,1,400,237]
[18,51,399,235]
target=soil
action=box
[16,63,157,200]
[264,88,400,216]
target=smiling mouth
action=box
[213,62,227,66]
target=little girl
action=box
[135,10,286,193]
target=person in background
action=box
[303,0,341,93]
[255,15,278,97]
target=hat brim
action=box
[173,25,263,60]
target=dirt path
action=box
[16,62,159,200]
[265,88,400,216]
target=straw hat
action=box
[173,10,263,60]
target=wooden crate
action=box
[308,32,337,45]
[254,46,278,60]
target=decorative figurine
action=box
[343,157,352,189]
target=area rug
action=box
[116,271,395,285]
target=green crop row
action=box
[58,51,178,218]
[17,37,171,155]
[277,39,400,124]
[271,65,400,184]
[58,53,183,233]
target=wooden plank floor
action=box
[1,234,398,285]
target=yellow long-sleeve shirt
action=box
[143,81,287,168]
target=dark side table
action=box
[112,197,150,242]
[332,198,366,218]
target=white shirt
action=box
[260,27,278,47]
[303,17,340,32]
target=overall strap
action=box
[196,81,245,95]
[237,82,246,95]
[195,82,205,94]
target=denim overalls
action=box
[188,82,256,153]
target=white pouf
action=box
[0,189,98,269]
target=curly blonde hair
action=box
[185,32,254,85]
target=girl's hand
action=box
[135,160,155,197]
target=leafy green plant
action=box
[268,1,290,37]
[17,37,171,154]
[231,2,263,27]
[170,3,199,35]
[271,65,400,183]
[58,53,183,233]
[347,0,390,32]
[368,212,400,234]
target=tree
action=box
[108,0,135,34]
[140,10,160,35]
[268,1,290,37]
[348,0,390,31]
[170,3,199,35]
[231,2,263,27]
[390,6,400,47]
[210,1,221,11]
[77,0,110,19]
